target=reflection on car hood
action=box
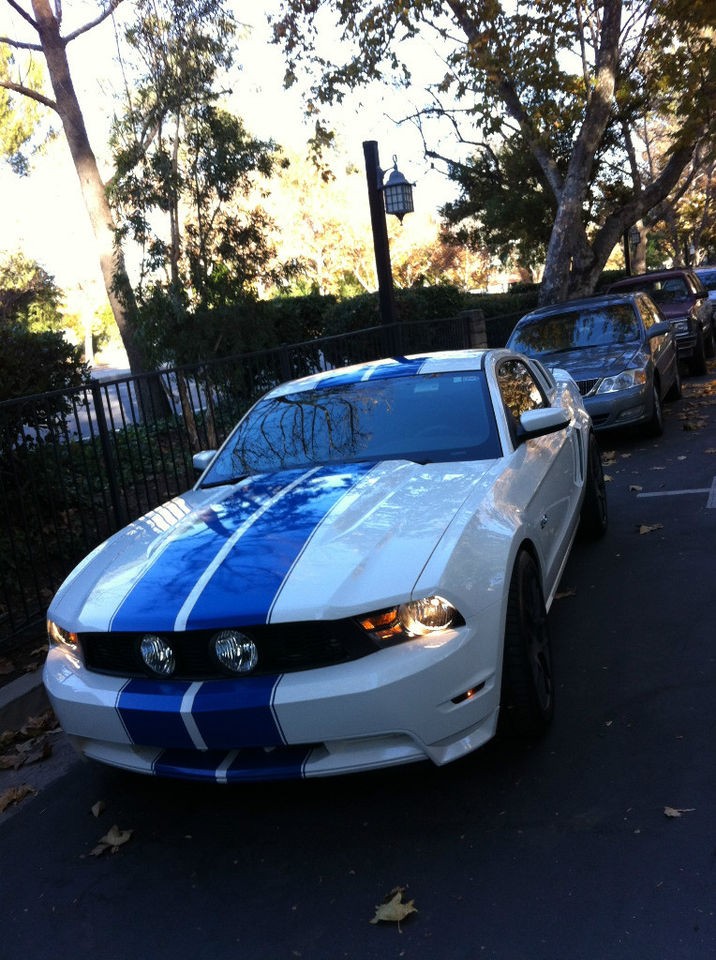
[49,460,497,632]
[540,342,642,378]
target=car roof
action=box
[608,267,695,287]
[268,349,492,396]
[516,292,637,324]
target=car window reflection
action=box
[202,372,502,481]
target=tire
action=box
[665,360,682,402]
[579,432,608,539]
[643,381,664,437]
[690,332,707,375]
[498,551,554,738]
[705,325,716,359]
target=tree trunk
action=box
[30,0,164,412]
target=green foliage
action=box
[0,252,88,447]
[110,0,295,348]
[443,140,557,269]
[0,252,63,331]
[272,1,716,301]
[0,49,49,175]
[0,325,89,453]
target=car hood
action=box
[50,459,498,633]
[541,342,643,378]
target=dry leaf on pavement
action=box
[638,523,663,535]
[91,800,106,818]
[664,806,695,818]
[555,587,577,600]
[0,784,37,814]
[370,888,418,927]
[90,824,134,856]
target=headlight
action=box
[358,595,464,645]
[595,369,647,394]
[47,619,78,649]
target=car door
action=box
[495,357,581,593]
[637,294,675,392]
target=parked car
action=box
[506,292,681,436]
[607,268,714,375]
[694,265,716,303]
[44,349,606,783]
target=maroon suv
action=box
[607,268,715,375]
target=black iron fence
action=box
[0,311,496,647]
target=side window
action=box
[638,295,657,329]
[497,359,547,427]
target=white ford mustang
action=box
[44,349,607,782]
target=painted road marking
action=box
[636,477,716,508]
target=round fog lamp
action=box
[212,630,258,674]
[140,634,176,677]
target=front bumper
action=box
[583,382,651,431]
[43,611,503,781]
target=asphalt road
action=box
[1,369,715,960]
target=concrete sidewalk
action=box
[0,668,49,733]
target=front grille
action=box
[81,618,377,680]
[574,377,601,397]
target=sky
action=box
[0,1,458,307]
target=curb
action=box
[0,671,49,733]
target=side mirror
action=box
[647,321,671,338]
[517,407,570,443]
[192,450,217,475]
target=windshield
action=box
[617,277,690,303]
[201,371,501,483]
[697,269,716,291]
[510,303,641,358]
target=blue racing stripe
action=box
[117,679,196,749]
[152,745,313,782]
[182,461,374,630]
[311,356,428,390]
[108,470,310,632]
[190,675,283,749]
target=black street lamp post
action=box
[362,140,414,354]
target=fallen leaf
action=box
[677,456,687,461]
[91,800,106,818]
[90,824,134,856]
[705,448,716,454]
[555,587,577,600]
[601,451,617,465]
[664,806,695,819]
[638,523,663,535]
[0,785,37,814]
[370,888,418,927]
[603,473,613,482]
[21,710,58,738]
[629,485,643,492]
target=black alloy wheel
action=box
[499,551,554,738]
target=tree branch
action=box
[444,0,565,201]
[0,77,57,110]
[62,0,126,44]
[0,34,42,50]
[4,0,38,30]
